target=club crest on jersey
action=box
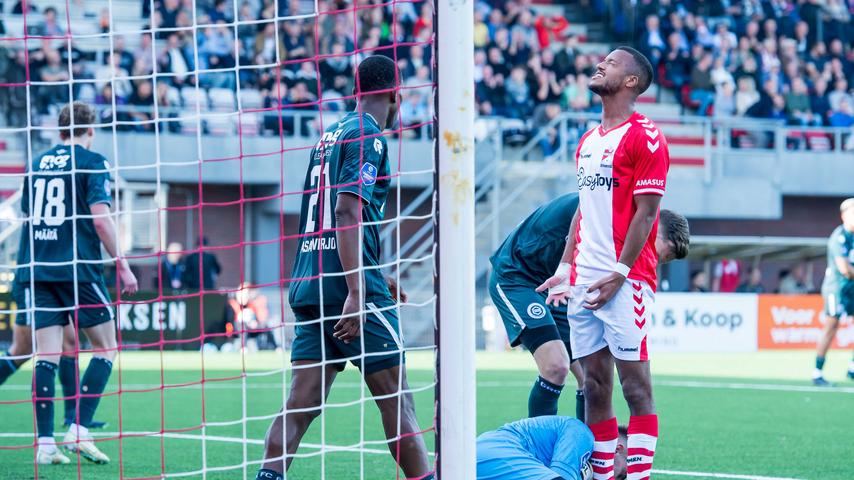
[600,148,614,168]
[527,303,546,319]
[361,163,377,186]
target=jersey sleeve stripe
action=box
[633,187,665,196]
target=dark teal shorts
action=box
[291,297,404,375]
[17,281,114,330]
[488,271,570,352]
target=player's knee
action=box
[286,396,323,423]
[541,358,570,385]
[825,316,841,331]
[620,376,653,410]
[582,374,610,403]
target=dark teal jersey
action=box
[16,144,112,283]
[288,112,391,307]
[489,193,579,286]
[822,225,854,294]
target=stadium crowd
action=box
[1,0,853,143]
[627,0,854,125]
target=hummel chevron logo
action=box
[644,129,659,139]
[632,282,642,291]
[634,306,645,316]
[633,293,643,304]
[638,117,650,125]
[647,140,659,153]
[635,318,646,329]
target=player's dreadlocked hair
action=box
[58,101,96,139]
[356,55,398,95]
[616,46,654,95]
[660,209,690,260]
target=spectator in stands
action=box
[505,66,532,119]
[639,15,666,67]
[689,270,709,293]
[810,78,832,125]
[254,23,284,66]
[157,0,183,37]
[689,53,715,116]
[159,242,185,289]
[829,98,854,128]
[736,266,765,293]
[778,263,811,294]
[662,33,691,91]
[476,65,507,116]
[158,34,193,87]
[400,92,429,138]
[110,36,136,74]
[282,20,309,66]
[532,103,562,158]
[828,78,852,113]
[713,81,736,118]
[182,237,222,291]
[199,23,236,89]
[474,10,490,48]
[563,74,592,111]
[713,259,741,292]
[128,80,155,132]
[37,49,70,113]
[155,81,181,133]
[1,49,28,128]
[134,32,155,75]
[746,77,785,120]
[42,6,64,36]
[96,53,133,100]
[734,76,759,116]
[712,21,737,53]
[785,78,821,126]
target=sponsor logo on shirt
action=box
[636,178,665,188]
[361,163,377,186]
[39,154,70,170]
[577,167,620,191]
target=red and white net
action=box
[0,0,436,477]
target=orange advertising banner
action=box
[757,294,854,350]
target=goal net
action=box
[0,0,475,476]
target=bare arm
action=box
[335,192,365,297]
[834,256,854,279]
[617,194,662,268]
[333,192,365,343]
[536,207,580,306]
[559,207,581,264]
[91,202,138,294]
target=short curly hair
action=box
[356,55,398,94]
[58,101,96,139]
[660,209,690,260]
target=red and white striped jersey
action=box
[571,111,669,289]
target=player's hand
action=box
[334,293,363,344]
[536,262,572,307]
[385,275,408,303]
[536,275,572,307]
[119,262,139,295]
[583,272,625,310]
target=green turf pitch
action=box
[0,350,851,479]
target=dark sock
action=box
[528,376,563,417]
[816,356,826,371]
[59,356,79,425]
[34,360,57,438]
[256,469,283,480]
[0,351,19,386]
[78,357,113,427]
[575,389,585,423]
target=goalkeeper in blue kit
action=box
[477,416,628,480]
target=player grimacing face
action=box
[588,50,638,97]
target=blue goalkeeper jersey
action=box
[477,416,593,480]
[489,193,579,286]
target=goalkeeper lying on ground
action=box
[477,415,628,480]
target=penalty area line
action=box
[653,469,804,480]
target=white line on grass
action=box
[2,379,853,394]
[0,431,804,480]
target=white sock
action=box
[69,423,89,437]
[813,368,824,379]
[38,436,57,452]
[848,360,854,372]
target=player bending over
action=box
[0,283,106,429]
[18,102,138,465]
[477,416,628,480]
[813,197,854,386]
[490,193,688,421]
[540,47,672,480]
[256,56,431,480]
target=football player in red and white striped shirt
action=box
[538,46,670,480]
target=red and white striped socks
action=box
[627,414,658,480]
[589,417,618,480]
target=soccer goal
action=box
[0,0,474,478]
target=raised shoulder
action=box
[628,114,666,151]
